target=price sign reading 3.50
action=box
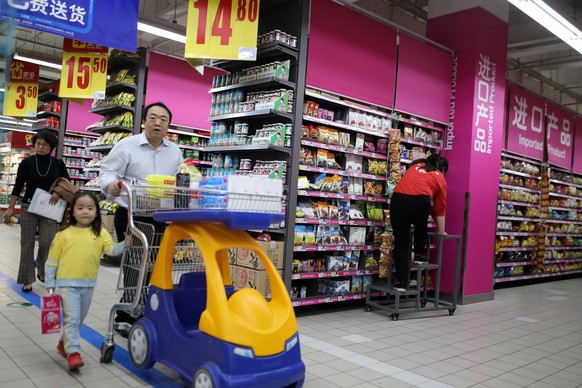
[4,83,38,117]
[186,0,260,61]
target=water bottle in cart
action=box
[175,163,190,209]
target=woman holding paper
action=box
[2,129,70,292]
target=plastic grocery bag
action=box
[41,294,62,334]
[28,188,67,222]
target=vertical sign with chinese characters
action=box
[472,53,500,155]
[185,0,260,61]
[3,60,39,117]
[573,116,582,174]
[506,84,546,161]
[59,38,108,100]
[546,102,575,169]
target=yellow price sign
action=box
[3,82,39,117]
[185,0,260,61]
[59,52,108,100]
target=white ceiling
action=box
[1,0,581,113]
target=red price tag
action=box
[3,82,38,117]
[59,41,108,100]
[185,0,260,61]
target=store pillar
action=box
[426,1,509,303]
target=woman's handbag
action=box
[28,188,67,222]
[49,177,78,203]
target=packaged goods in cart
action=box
[175,164,190,208]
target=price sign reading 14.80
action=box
[185,0,260,61]
[59,52,108,100]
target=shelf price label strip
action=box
[185,0,260,63]
[3,59,39,118]
[59,39,108,100]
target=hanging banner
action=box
[546,102,575,170]
[185,0,260,62]
[505,84,546,161]
[59,39,108,100]
[573,116,582,174]
[3,59,39,117]
[0,0,138,52]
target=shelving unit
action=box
[61,130,100,188]
[83,48,147,192]
[33,82,69,157]
[0,146,32,209]
[494,152,542,282]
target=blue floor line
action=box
[0,271,181,387]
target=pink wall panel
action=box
[545,101,575,170]
[145,52,223,129]
[395,33,452,124]
[506,84,545,161]
[65,98,101,131]
[574,117,582,174]
[307,0,396,108]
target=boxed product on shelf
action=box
[318,278,350,295]
[351,276,363,292]
[231,265,282,298]
[347,227,366,245]
[235,240,285,270]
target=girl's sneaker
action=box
[57,340,66,358]
[67,353,84,370]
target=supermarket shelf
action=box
[83,167,101,172]
[65,129,99,137]
[297,190,388,203]
[300,139,387,160]
[545,258,582,264]
[497,247,536,252]
[494,269,582,283]
[176,144,204,151]
[305,88,391,118]
[399,137,442,150]
[303,115,390,139]
[496,261,537,267]
[209,109,293,122]
[89,104,134,115]
[81,186,101,192]
[549,178,582,190]
[497,215,543,222]
[291,269,378,280]
[108,55,139,69]
[209,76,295,93]
[549,205,581,212]
[496,231,538,237]
[90,125,133,134]
[62,153,95,159]
[210,41,298,70]
[106,81,137,94]
[66,165,85,169]
[295,218,385,227]
[549,192,582,200]
[501,151,543,166]
[36,111,60,119]
[546,246,582,251]
[542,218,582,225]
[298,165,386,181]
[294,244,379,252]
[397,115,445,132]
[203,143,290,153]
[498,200,539,207]
[86,145,114,152]
[546,233,582,237]
[38,91,59,100]
[292,291,383,307]
[69,175,92,180]
[500,168,540,179]
[499,184,540,194]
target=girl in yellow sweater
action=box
[46,192,126,370]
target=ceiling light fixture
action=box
[13,53,62,70]
[507,0,582,54]
[137,21,186,43]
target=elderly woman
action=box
[2,129,70,292]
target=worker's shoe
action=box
[393,282,408,292]
[57,340,66,358]
[67,352,84,370]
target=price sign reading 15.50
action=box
[186,0,260,61]
[59,52,108,99]
[3,82,38,117]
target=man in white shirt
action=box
[99,102,183,333]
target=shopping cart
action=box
[100,181,305,388]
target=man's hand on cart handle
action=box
[107,180,123,197]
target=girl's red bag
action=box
[41,295,62,334]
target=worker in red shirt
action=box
[389,153,448,292]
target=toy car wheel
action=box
[128,322,154,369]
[193,368,214,388]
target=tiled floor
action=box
[0,223,581,387]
